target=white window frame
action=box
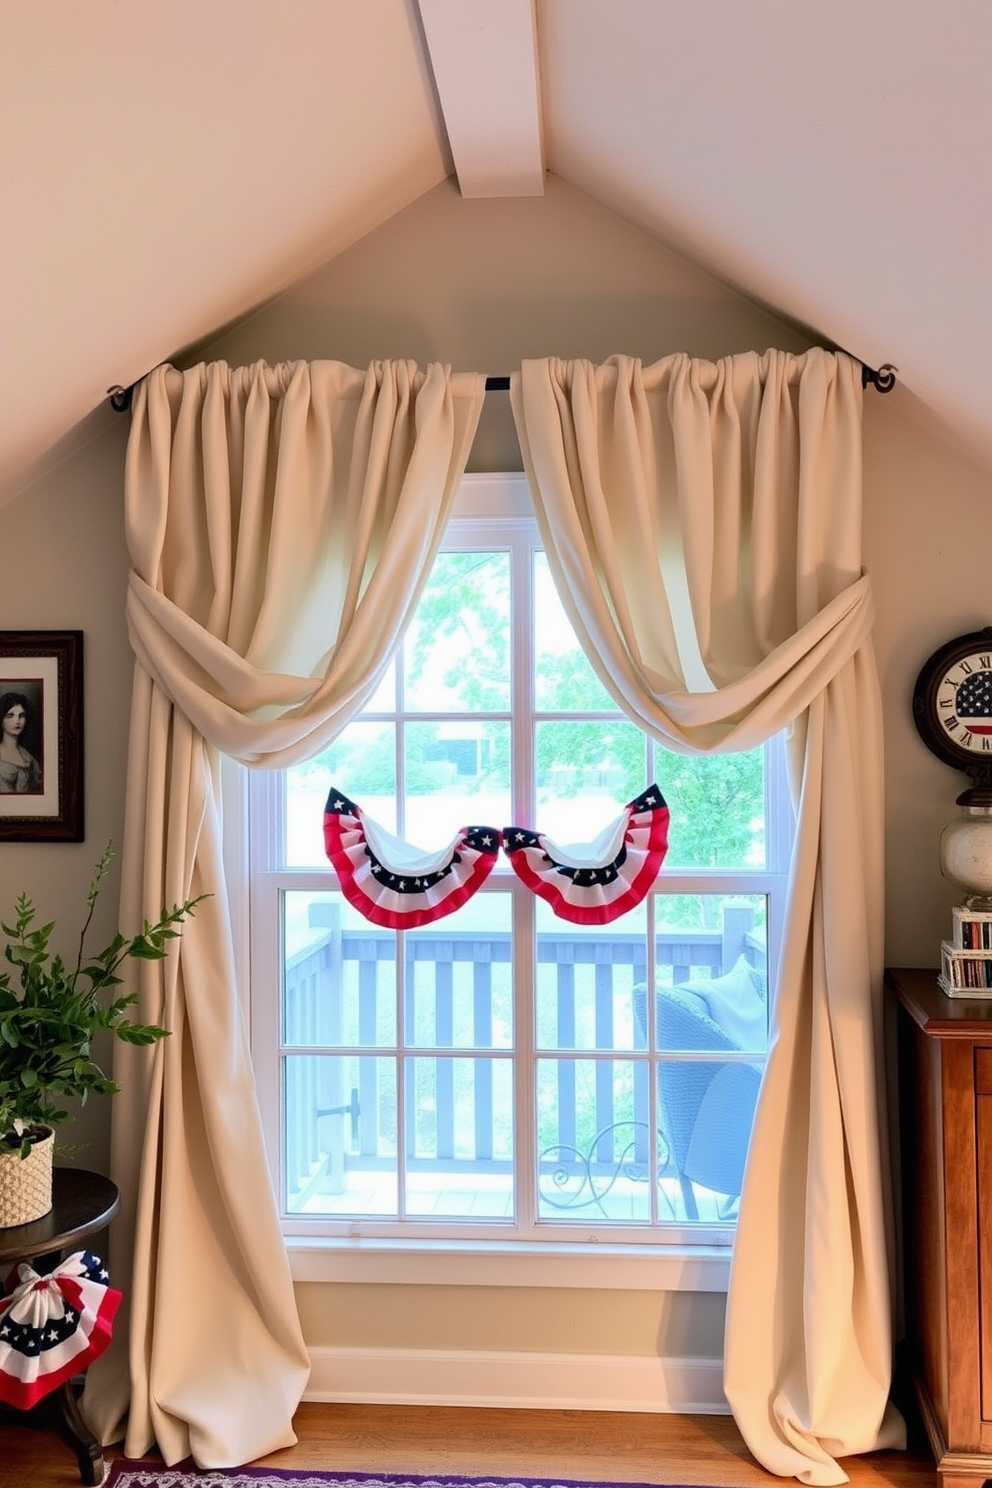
[230,472,794,1289]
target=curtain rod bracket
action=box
[861,362,897,393]
[107,384,133,413]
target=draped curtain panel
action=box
[84,359,484,1468]
[510,350,904,1485]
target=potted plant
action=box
[0,844,200,1227]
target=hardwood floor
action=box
[2,1401,938,1488]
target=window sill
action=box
[286,1236,732,1291]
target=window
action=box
[248,475,793,1249]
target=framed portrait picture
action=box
[0,631,83,841]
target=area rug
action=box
[104,1469,683,1488]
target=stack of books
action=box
[940,905,992,997]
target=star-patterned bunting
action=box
[323,786,670,928]
[0,1250,121,1409]
[323,790,501,928]
[502,786,670,924]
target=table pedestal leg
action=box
[53,1376,107,1486]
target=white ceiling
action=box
[2,0,989,504]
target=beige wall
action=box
[863,402,992,963]
[0,421,131,1175]
[4,174,990,1368]
[297,1281,727,1358]
[201,176,812,472]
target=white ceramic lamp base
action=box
[940,800,992,911]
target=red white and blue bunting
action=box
[323,789,501,929]
[323,785,669,928]
[0,1250,121,1409]
[502,785,670,925]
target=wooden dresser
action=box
[889,965,992,1488]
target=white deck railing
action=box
[283,907,765,1220]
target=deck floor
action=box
[289,1168,734,1224]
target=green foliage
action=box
[662,750,764,869]
[0,844,202,1156]
[536,718,646,801]
[320,728,396,797]
[406,551,511,713]
[535,642,615,713]
[406,549,767,869]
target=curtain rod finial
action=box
[107,384,133,413]
[861,362,897,394]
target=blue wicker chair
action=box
[635,983,762,1220]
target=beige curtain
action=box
[84,359,485,1468]
[510,350,904,1485]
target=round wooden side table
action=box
[0,1167,120,1486]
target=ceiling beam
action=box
[417,0,545,197]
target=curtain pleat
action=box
[84,359,484,1467]
[510,350,904,1484]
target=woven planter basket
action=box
[0,1126,54,1227]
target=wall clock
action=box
[913,627,992,794]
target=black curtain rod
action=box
[485,367,899,393]
[107,362,897,413]
[108,376,516,408]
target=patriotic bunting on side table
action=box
[0,1250,122,1409]
[502,785,670,925]
[323,789,501,929]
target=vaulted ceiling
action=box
[2,1,989,504]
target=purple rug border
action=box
[105,1463,692,1488]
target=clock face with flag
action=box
[913,627,992,773]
